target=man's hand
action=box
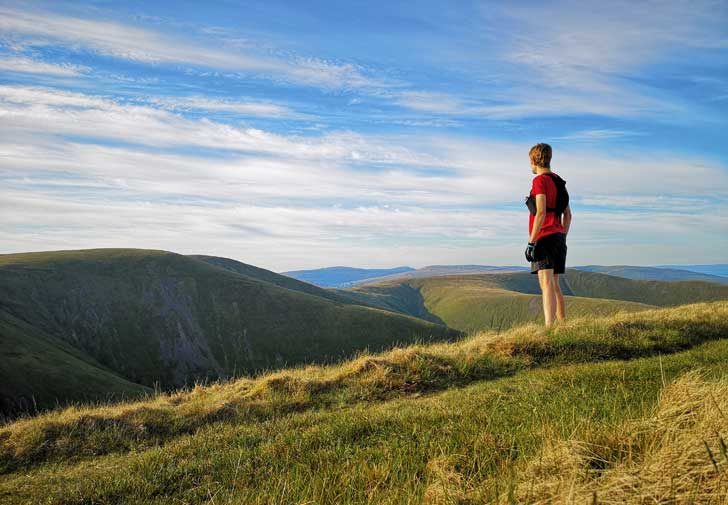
[525,242,536,262]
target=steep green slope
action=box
[0,310,150,419]
[190,254,394,311]
[0,249,458,397]
[1,302,727,504]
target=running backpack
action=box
[525,173,569,217]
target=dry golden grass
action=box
[510,371,728,504]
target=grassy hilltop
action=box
[1,301,727,504]
[0,249,457,416]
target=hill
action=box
[281,266,415,288]
[347,264,530,286]
[575,264,728,284]
[0,310,151,420]
[348,269,728,333]
[190,254,397,311]
[349,271,656,332]
[0,249,457,415]
[563,269,728,306]
[1,301,727,503]
[282,264,531,288]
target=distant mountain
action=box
[656,264,728,278]
[284,264,530,288]
[281,266,416,288]
[0,249,458,416]
[574,265,728,285]
[350,264,530,286]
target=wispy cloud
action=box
[0,56,88,76]
[385,0,727,119]
[554,129,647,142]
[496,0,728,90]
[0,6,391,91]
[147,96,307,119]
[3,84,725,206]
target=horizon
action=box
[2,246,727,274]
[1,1,727,271]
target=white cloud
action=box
[384,1,727,119]
[147,96,306,119]
[393,91,469,114]
[2,84,726,209]
[2,185,725,270]
[497,0,728,89]
[0,56,88,76]
[554,129,646,142]
[0,6,388,91]
[1,81,726,269]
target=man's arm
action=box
[528,193,547,243]
[562,205,572,236]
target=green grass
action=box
[190,254,397,311]
[1,301,727,504]
[1,312,727,503]
[563,268,728,306]
[350,269,728,333]
[0,310,151,421]
[351,273,656,332]
[0,249,457,415]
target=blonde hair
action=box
[529,143,552,169]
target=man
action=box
[525,143,572,326]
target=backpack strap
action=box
[542,173,561,213]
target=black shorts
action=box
[531,232,567,275]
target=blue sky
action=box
[1,0,727,270]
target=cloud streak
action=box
[0,6,390,91]
[0,56,88,76]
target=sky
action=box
[1,0,727,271]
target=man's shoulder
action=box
[533,171,557,179]
[532,173,551,185]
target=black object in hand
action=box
[525,242,536,262]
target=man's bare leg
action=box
[537,269,557,326]
[554,273,566,322]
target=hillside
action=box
[1,302,727,504]
[349,269,728,332]
[349,271,651,332]
[0,310,151,420]
[0,249,457,415]
[564,269,728,305]
[347,264,530,286]
[190,254,397,311]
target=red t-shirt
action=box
[529,173,566,241]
